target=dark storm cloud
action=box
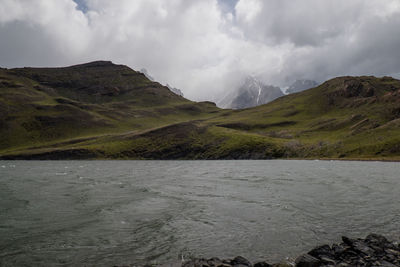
[277,1,400,83]
[234,0,400,85]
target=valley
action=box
[1,61,399,160]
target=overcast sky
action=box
[1,0,400,101]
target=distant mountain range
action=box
[1,61,399,160]
[286,79,318,94]
[141,68,183,97]
[141,68,317,109]
[166,84,184,97]
[218,76,284,109]
[140,68,155,81]
[218,77,319,109]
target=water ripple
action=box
[0,160,399,266]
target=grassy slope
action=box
[207,76,400,160]
[0,61,221,158]
[1,62,399,160]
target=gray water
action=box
[0,160,399,266]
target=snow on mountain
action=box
[218,76,284,109]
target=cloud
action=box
[0,0,400,101]
[0,0,90,66]
[234,0,400,84]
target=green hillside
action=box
[209,76,400,160]
[0,61,220,157]
[1,61,399,160]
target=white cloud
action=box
[0,0,90,66]
[235,0,261,23]
[0,0,400,101]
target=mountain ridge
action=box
[286,79,318,94]
[218,76,283,109]
[1,61,399,160]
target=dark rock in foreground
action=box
[138,234,400,267]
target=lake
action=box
[0,160,399,266]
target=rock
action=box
[150,234,400,267]
[294,254,321,267]
[352,240,375,255]
[380,260,398,267]
[319,256,335,265]
[365,233,392,250]
[207,258,223,267]
[182,258,209,267]
[158,261,182,267]
[307,244,334,259]
[271,261,293,267]
[386,248,400,256]
[253,261,272,267]
[341,236,356,247]
[231,256,252,267]
[331,244,346,255]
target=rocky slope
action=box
[167,84,184,97]
[0,61,219,156]
[209,76,400,160]
[116,234,400,267]
[140,68,184,96]
[182,234,400,267]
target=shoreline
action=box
[117,234,400,267]
[0,157,400,162]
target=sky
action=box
[1,0,400,101]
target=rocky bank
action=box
[117,234,400,267]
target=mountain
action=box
[140,68,183,96]
[218,76,284,109]
[0,61,399,160]
[140,68,154,81]
[210,76,400,159]
[286,79,318,94]
[166,84,184,97]
[0,61,219,157]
